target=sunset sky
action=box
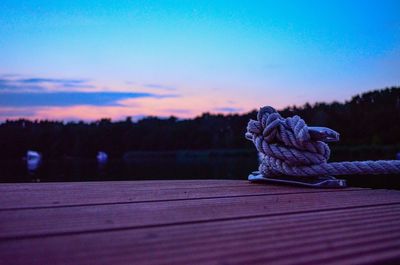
[1,0,399,121]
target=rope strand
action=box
[246,106,400,177]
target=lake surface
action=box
[1,155,400,189]
[0,156,258,183]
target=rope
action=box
[245,106,400,178]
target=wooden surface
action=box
[1,180,400,265]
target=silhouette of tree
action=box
[0,87,399,159]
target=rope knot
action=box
[248,106,313,147]
[246,106,400,178]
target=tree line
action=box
[1,86,399,159]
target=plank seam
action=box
[2,201,400,241]
[0,188,368,211]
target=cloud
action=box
[19,78,87,84]
[213,107,242,113]
[0,108,36,118]
[58,82,95,89]
[162,108,193,114]
[0,76,93,91]
[20,78,96,89]
[0,91,158,107]
[143,83,176,91]
[0,75,181,121]
[0,78,44,91]
[0,74,21,78]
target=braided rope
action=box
[245,106,400,177]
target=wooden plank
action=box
[90,211,398,264]
[0,181,362,210]
[1,189,399,239]
[321,248,400,265]
[1,204,400,265]
[0,179,249,191]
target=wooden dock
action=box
[1,180,400,264]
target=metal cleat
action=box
[308,126,340,142]
[248,171,347,188]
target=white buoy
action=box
[97,151,108,164]
[26,150,41,171]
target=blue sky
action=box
[0,0,399,121]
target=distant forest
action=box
[1,87,399,159]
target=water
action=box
[1,155,400,189]
[0,156,258,183]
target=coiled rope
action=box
[245,106,400,178]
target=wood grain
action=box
[0,180,362,210]
[1,204,400,265]
[1,189,399,239]
[0,180,399,265]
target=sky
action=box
[0,0,399,121]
